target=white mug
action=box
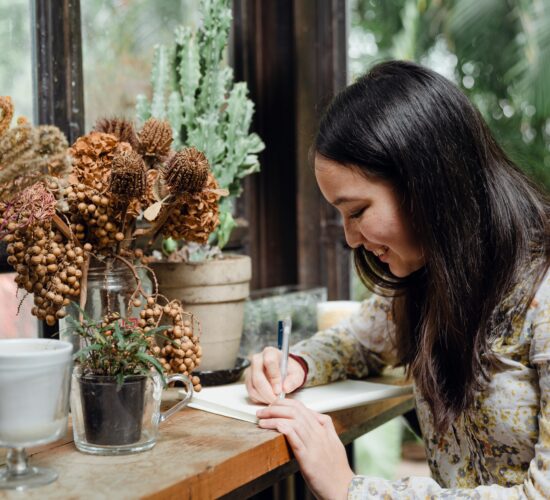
[0,339,73,447]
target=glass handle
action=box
[159,374,194,423]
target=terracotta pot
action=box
[151,254,252,371]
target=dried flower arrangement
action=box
[0,97,225,390]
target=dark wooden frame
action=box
[232,0,350,299]
[31,0,85,336]
[32,0,85,143]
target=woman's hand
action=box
[244,347,306,403]
[257,399,354,500]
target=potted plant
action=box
[0,95,212,387]
[69,309,195,455]
[135,0,264,372]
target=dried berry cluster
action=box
[140,297,203,391]
[1,191,89,325]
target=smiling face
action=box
[315,154,425,278]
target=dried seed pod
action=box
[109,150,147,200]
[163,147,209,195]
[137,118,172,160]
[94,117,139,150]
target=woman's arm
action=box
[245,294,398,403]
[291,294,398,386]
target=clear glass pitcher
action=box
[70,366,193,455]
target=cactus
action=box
[136,0,264,249]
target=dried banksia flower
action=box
[109,150,147,200]
[137,118,173,160]
[0,96,14,138]
[164,147,210,195]
[94,117,139,150]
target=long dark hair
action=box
[315,60,549,432]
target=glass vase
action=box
[60,256,152,352]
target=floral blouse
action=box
[291,269,550,499]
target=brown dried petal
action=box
[69,131,120,188]
[163,173,220,243]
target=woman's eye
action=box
[349,207,366,219]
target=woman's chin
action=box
[388,263,414,278]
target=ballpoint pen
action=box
[277,317,292,399]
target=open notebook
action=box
[181,380,413,424]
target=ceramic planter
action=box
[151,254,252,371]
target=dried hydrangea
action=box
[163,172,220,243]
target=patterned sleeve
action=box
[347,271,550,500]
[290,294,399,387]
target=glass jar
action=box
[60,256,152,352]
[71,366,193,455]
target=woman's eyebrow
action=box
[332,196,361,206]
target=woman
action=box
[245,60,550,499]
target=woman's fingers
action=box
[257,399,318,441]
[245,348,307,403]
[282,357,307,393]
[258,418,307,454]
[245,348,281,403]
[263,347,283,394]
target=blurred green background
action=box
[349,0,550,191]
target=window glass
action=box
[0,274,38,338]
[81,0,201,131]
[0,0,37,338]
[0,0,33,121]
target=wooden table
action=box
[0,377,414,499]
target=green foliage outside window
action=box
[349,0,550,190]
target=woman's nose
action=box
[342,219,363,249]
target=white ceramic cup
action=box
[316,300,361,331]
[0,339,73,447]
